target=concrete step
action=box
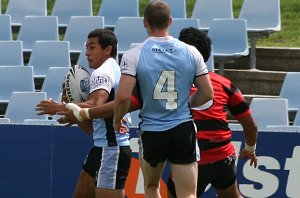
[222,69,286,96]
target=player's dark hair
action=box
[144,0,170,30]
[179,27,212,62]
[88,28,118,59]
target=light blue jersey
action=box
[90,58,130,147]
[120,36,208,131]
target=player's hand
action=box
[36,99,60,115]
[120,118,130,134]
[239,149,258,168]
[113,118,121,134]
[56,109,79,126]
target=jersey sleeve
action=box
[89,67,114,94]
[226,84,252,118]
[120,46,140,77]
[187,45,208,76]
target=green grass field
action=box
[2,0,300,47]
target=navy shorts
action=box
[139,120,198,167]
[83,146,132,189]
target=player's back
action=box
[134,37,201,131]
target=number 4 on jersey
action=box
[153,70,178,110]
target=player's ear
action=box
[105,45,113,56]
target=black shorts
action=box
[82,145,132,189]
[167,155,237,197]
[139,120,197,167]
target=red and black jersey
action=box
[192,72,251,164]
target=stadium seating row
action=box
[1,0,281,71]
[1,65,300,130]
[0,66,68,106]
[0,17,243,74]
[0,0,283,127]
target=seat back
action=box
[0,118,10,124]
[0,66,35,103]
[206,45,215,72]
[169,18,200,39]
[164,0,187,18]
[64,16,105,53]
[239,0,281,32]
[250,98,289,131]
[5,91,47,123]
[192,0,233,31]
[28,41,71,78]
[41,67,71,100]
[51,0,92,27]
[0,41,23,66]
[0,15,12,40]
[5,0,47,26]
[76,44,95,74]
[114,17,148,54]
[208,19,249,57]
[279,72,300,112]
[293,111,300,127]
[98,0,139,29]
[77,44,89,68]
[17,16,59,52]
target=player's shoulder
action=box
[209,72,231,85]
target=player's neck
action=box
[148,29,169,37]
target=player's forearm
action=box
[114,97,131,124]
[89,101,115,119]
[239,115,258,151]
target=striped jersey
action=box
[192,72,251,164]
[90,58,130,147]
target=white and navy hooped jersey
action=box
[120,36,208,131]
[90,58,129,147]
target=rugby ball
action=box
[64,65,90,102]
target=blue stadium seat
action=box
[250,98,289,131]
[64,16,105,54]
[5,0,47,29]
[169,18,200,39]
[4,91,47,123]
[0,66,35,103]
[41,67,71,100]
[159,0,187,18]
[0,15,12,40]
[51,0,92,30]
[76,44,95,74]
[206,46,215,72]
[293,111,300,127]
[98,0,139,29]
[0,41,23,66]
[28,41,71,78]
[191,0,233,31]
[208,19,249,75]
[76,44,89,68]
[279,72,300,112]
[0,118,10,124]
[114,17,148,56]
[239,0,281,70]
[17,16,59,52]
